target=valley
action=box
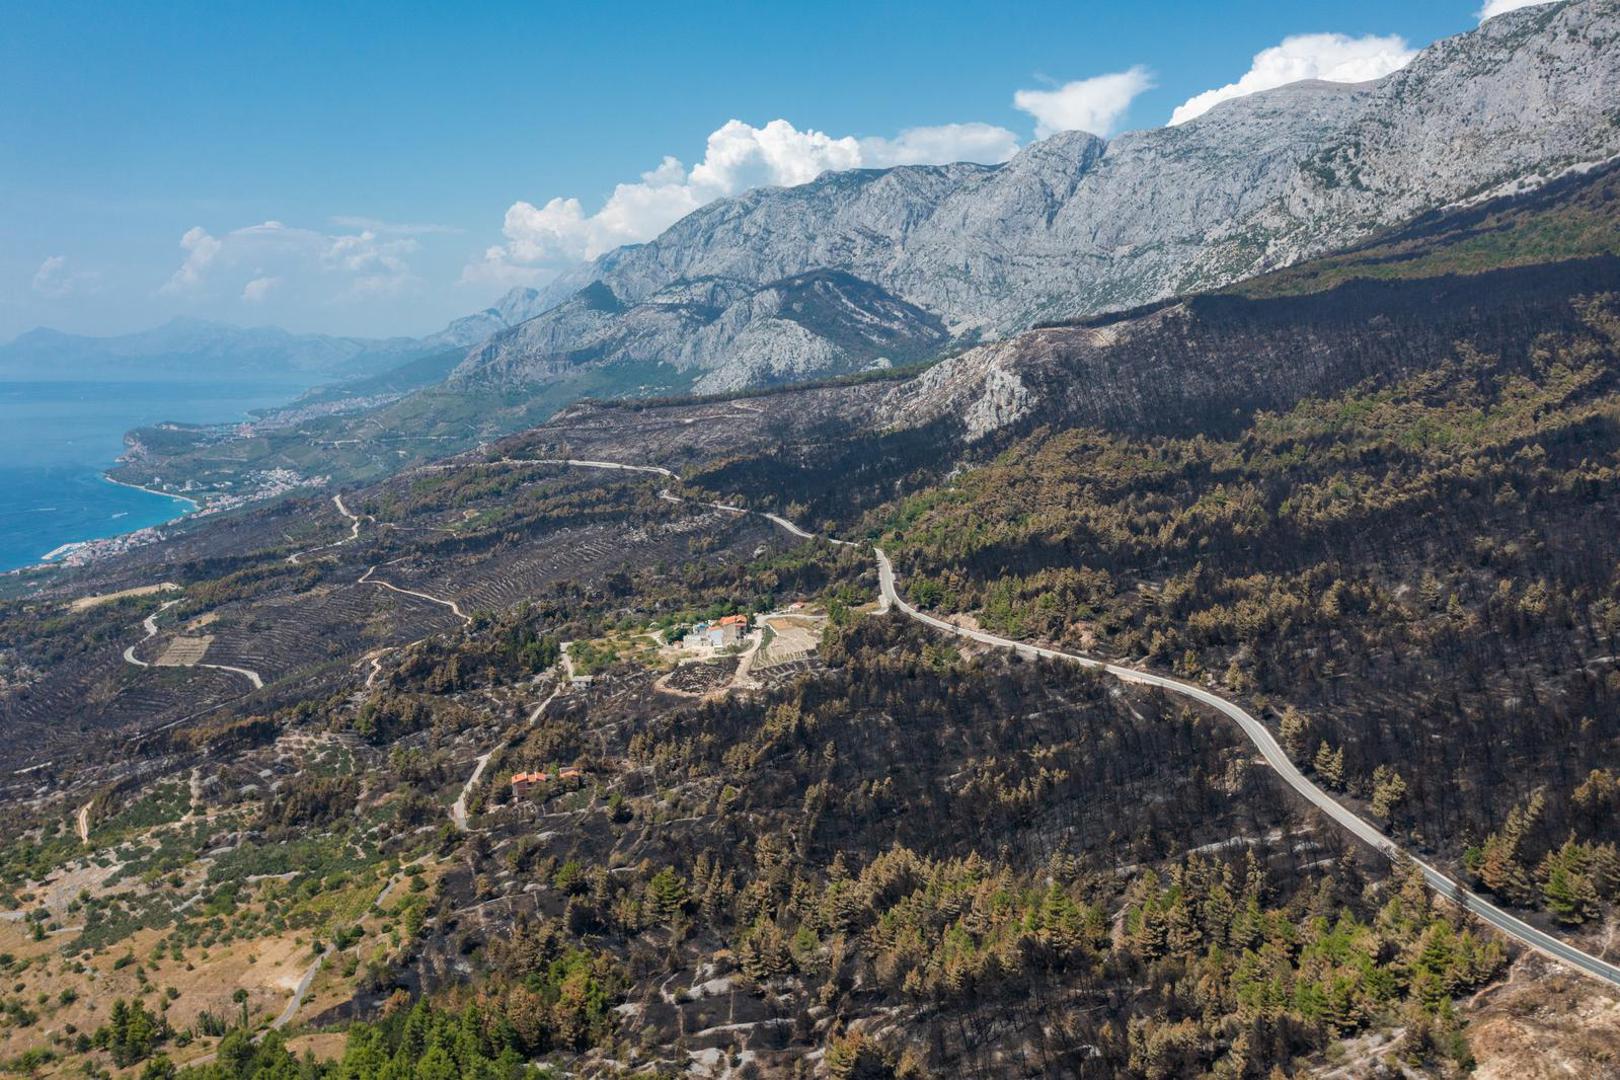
[4,4,1620,1077]
[6,215,1620,1073]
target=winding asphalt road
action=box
[449,750,494,832]
[199,661,264,690]
[103,453,1618,990]
[538,458,1620,986]
[264,855,406,1036]
[413,456,676,479]
[270,953,325,1031]
[871,547,1620,987]
[122,597,263,690]
[122,600,179,666]
[451,678,565,832]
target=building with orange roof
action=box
[510,771,548,798]
[678,613,754,650]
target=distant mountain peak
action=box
[0,315,423,382]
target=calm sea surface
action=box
[0,380,296,572]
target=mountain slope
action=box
[877,159,1620,447]
[455,269,950,393]
[459,0,1620,393]
[419,286,554,349]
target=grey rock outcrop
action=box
[458,270,947,393]
[423,286,556,349]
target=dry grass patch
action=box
[67,583,179,612]
[0,921,318,1065]
[1466,950,1620,1079]
[155,635,214,667]
[284,1031,347,1060]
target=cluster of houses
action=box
[681,613,751,649]
[510,767,585,798]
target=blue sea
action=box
[0,380,298,572]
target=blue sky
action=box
[0,0,1534,341]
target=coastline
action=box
[102,473,200,510]
[24,465,320,572]
[22,472,200,571]
[0,379,304,576]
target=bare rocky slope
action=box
[456,0,1620,394]
[877,159,1620,447]
[456,270,949,393]
[419,285,553,350]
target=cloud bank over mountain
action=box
[1168,33,1417,126]
[463,117,1025,286]
[1013,67,1156,139]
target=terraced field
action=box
[154,635,214,666]
[377,509,772,615]
[754,612,824,669]
[200,582,465,681]
[0,659,248,770]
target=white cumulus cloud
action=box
[1477,0,1556,20]
[1013,67,1156,139]
[241,275,280,302]
[1168,33,1416,126]
[860,122,1023,167]
[31,255,99,299]
[465,117,1020,283]
[161,221,418,303]
[164,227,223,292]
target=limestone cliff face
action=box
[422,287,555,350]
[457,271,948,394]
[458,0,1620,392]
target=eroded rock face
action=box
[461,0,1620,392]
[422,287,553,349]
[455,271,948,393]
[876,250,1620,445]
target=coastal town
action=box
[30,467,324,570]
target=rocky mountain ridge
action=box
[873,157,1620,448]
[420,286,555,350]
[457,269,949,393]
[457,0,1620,394]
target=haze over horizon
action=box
[1,0,1548,343]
